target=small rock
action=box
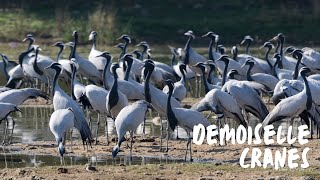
[256,178,264,180]
[144,173,151,175]
[155,178,165,180]
[158,164,164,170]
[119,163,125,166]
[86,163,97,172]
[17,168,26,176]
[86,166,97,172]
[176,171,182,175]
[198,177,213,180]
[29,147,37,150]
[303,176,314,180]
[269,177,275,180]
[140,138,155,142]
[214,162,222,166]
[275,176,285,180]
[58,168,68,173]
[31,176,42,180]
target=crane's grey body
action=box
[0,88,47,106]
[191,89,246,127]
[112,100,150,159]
[48,63,92,143]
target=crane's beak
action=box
[15,107,22,112]
[241,64,246,68]
[269,36,278,41]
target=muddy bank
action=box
[3,134,320,166]
[0,161,319,180]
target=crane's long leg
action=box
[206,112,212,119]
[60,156,66,167]
[2,119,8,145]
[8,118,15,144]
[70,129,73,153]
[165,120,169,152]
[198,77,202,98]
[88,111,93,131]
[159,114,164,151]
[176,126,180,140]
[195,76,199,98]
[187,81,194,98]
[95,114,101,145]
[189,132,193,162]
[310,119,313,139]
[142,113,147,139]
[105,117,109,145]
[184,131,191,162]
[130,131,134,161]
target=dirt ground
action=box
[1,134,320,179]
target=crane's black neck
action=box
[278,39,284,68]
[171,53,177,67]
[208,38,214,60]
[293,55,302,80]
[221,60,229,86]
[232,49,238,61]
[19,48,34,67]
[121,41,129,58]
[144,67,153,103]
[207,66,214,84]
[215,41,218,52]
[141,47,148,60]
[2,57,9,81]
[272,58,280,79]
[70,35,78,59]
[56,46,64,61]
[27,39,34,51]
[275,40,280,53]
[124,58,133,81]
[246,63,254,81]
[135,52,142,60]
[179,66,186,84]
[52,67,61,97]
[167,85,178,131]
[183,36,192,64]
[200,67,210,94]
[265,47,273,70]
[109,67,119,110]
[245,41,251,54]
[71,65,77,100]
[33,50,44,75]
[302,73,312,110]
[102,59,111,90]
